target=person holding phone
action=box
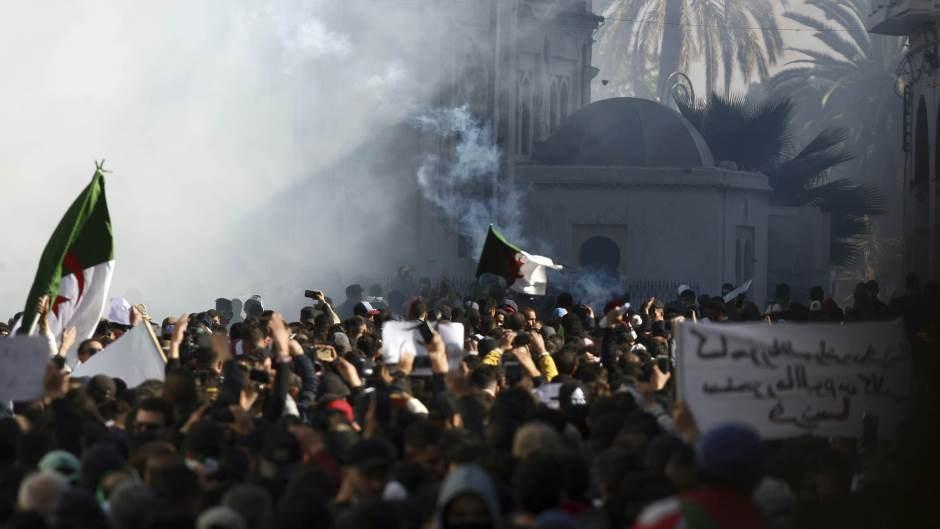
[304,289,341,325]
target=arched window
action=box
[549,81,558,131]
[579,236,621,273]
[560,80,569,120]
[520,74,532,155]
[934,106,940,274]
[912,97,930,276]
[533,85,544,141]
[744,240,754,280]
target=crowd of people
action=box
[0,273,937,529]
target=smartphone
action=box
[315,345,337,363]
[304,290,318,299]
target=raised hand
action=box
[58,326,78,357]
[425,334,448,374]
[268,312,290,358]
[169,313,189,360]
[36,295,50,334]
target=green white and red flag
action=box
[17,164,114,342]
[475,225,562,296]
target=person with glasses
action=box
[77,338,104,364]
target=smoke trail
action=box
[558,270,623,313]
[412,106,528,253]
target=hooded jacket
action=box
[434,464,501,529]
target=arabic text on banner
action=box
[676,320,911,439]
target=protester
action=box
[0,274,935,529]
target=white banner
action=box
[71,321,165,388]
[0,336,50,402]
[677,320,911,439]
[381,321,464,369]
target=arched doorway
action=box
[934,106,940,277]
[912,98,930,277]
[579,236,621,273]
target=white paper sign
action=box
[0,336,50,402]
[381,321,465,368]
[72,321,165,388]
[677,320,911,439]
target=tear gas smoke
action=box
[413,106,530,253]
[0,1,438,318]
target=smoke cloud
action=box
[0,1,437,318]
[414,105,551,258]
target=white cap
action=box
[677,284,693,297]
[107,297,132,325]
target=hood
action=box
[434,464,500,529]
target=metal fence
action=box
[619,279,702,304]
[379,275,702,303]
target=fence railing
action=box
[379,275,702,304]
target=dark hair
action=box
[809,286,824,301]
[514,452,564,515]
[469,365,498,392]
[78,338,100,356]
[553,348,579,377]
[404,420,443,450]
[137,398,175,427]
[408,298,427,320]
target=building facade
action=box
[869,2,940,281]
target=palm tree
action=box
[769,0,905,202]
[595,0,785,101]
[677,93,887,266]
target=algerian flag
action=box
[17,164,114,342]
[71,321,165,388]
[475,225,562,296]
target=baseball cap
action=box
[695,422,764,491]
[107,297,133,326]
[323,397,355,423]
[353,301,381,317]
[39,450,81,484]
[677,285,694,297]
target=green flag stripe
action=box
[19,168,113,329]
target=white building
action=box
[868,2,940,282]
[273,1,831,305]
[410,1,831,303]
